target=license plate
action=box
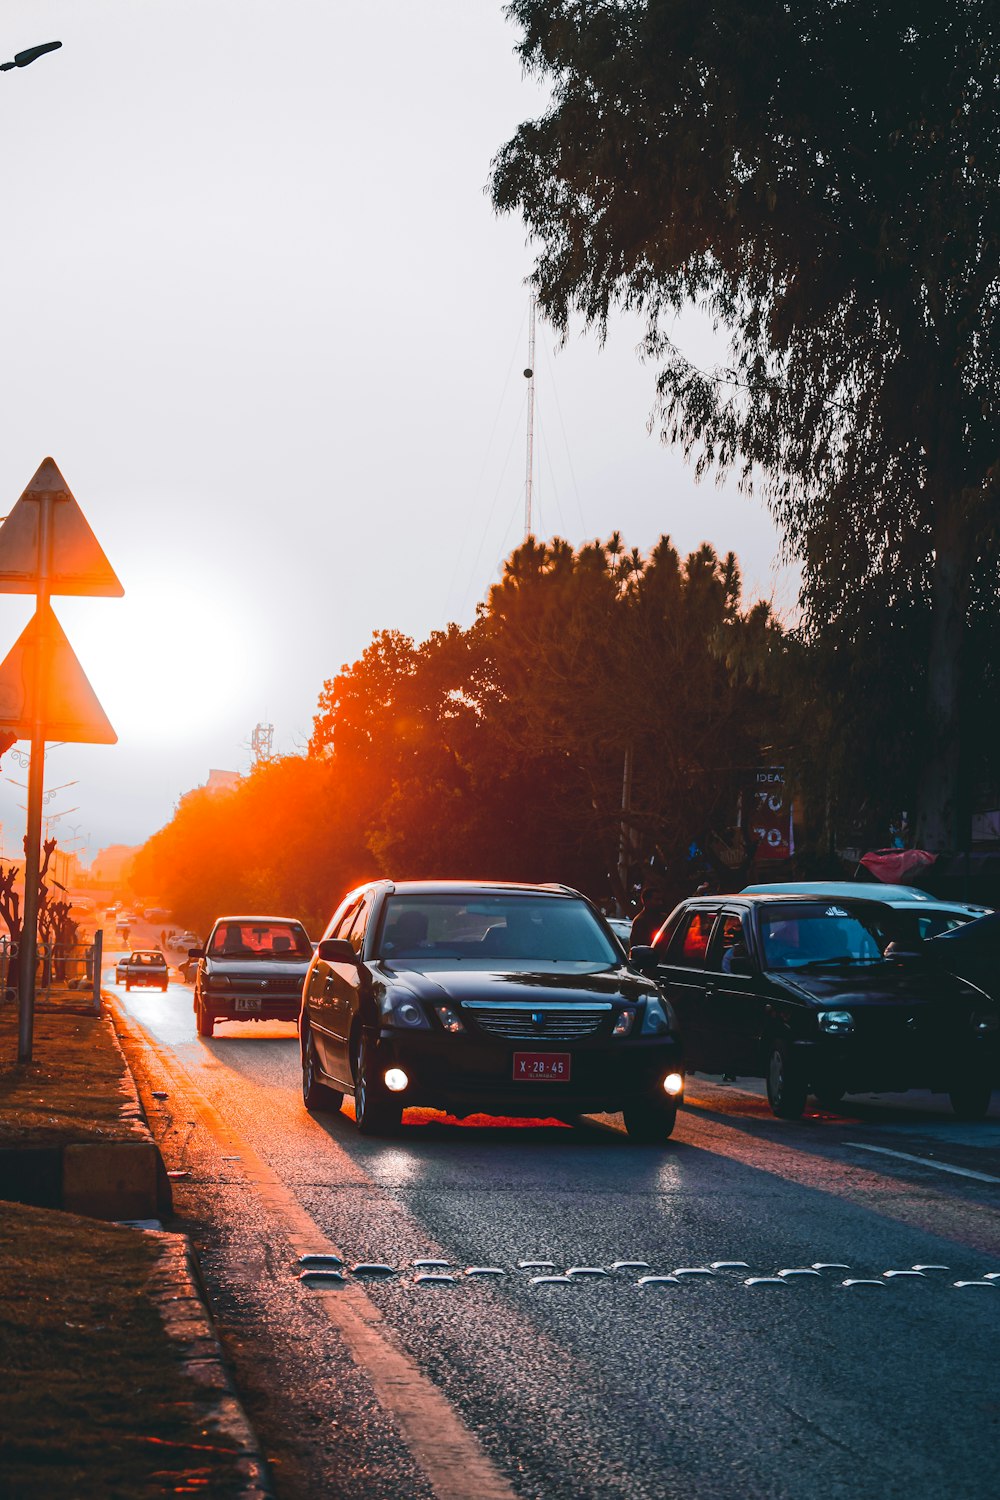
[234,998,262,1013]
[513,1052,571,1082]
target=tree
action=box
[491,0,1000,848]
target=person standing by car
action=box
[630,883,670,948]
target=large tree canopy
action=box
[491,0,1000,848]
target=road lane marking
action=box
[845,1142,1000,1185]
[112,999,519,1500]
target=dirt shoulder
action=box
[0,991,271,1498]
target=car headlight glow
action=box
[817,1009,854,1035]
[384,1068,409,1092]
[662,1071,684,1097]
[380,992,430,1029]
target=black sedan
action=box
[633,894,999,1119]
[299,880,684,1139]
[191,915,314,1037]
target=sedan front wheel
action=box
[302,1028,344,1113]
[354,1034,402,1136]
[622,1099,677,1143]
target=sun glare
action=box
[57,574,259,745]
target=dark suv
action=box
[633,894,999,1119]
[299,879,685,1138]
[191,915,313,1037]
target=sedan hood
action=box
[380,962,658,1006]
[768,961,985,1009]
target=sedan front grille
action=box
[465,1004,611,1042]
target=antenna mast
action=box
[250,720,274,768]
[523,294,536,538]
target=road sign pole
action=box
[17,493,53,1063]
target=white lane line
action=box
[112,999,519,1500]
[846,1142,1000,1185]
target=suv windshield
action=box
[376,893,618,966]
[760,903,884,970]
[209,922,311,959]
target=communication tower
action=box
[250,720,274,767]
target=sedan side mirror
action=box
[725,951,755,976]
[188,948,204,959]
[317,937,360,965]
[629,945,662,977]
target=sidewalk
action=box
[0,987,272,1498]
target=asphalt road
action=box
[110,936,1000,1500]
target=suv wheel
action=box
[622,1099,677,1143]
[766,1043,807,1119]
[949,1074,993,1121]
[302,1028,344,1113]
[354,1034,402,1136]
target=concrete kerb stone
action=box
[141,1227,275,1500]
[63,1139,162,1219]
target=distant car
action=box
[172,931,199,950]
[635,893,998,1120]
[120,949,169,992]
[192,916,313,1037]
[300,879,684,1139]
[741,880,991,940]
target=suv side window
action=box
[326,898,362,942]
[706,913,749,972]
[667,909,719,967]
[347,895,373,956]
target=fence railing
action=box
[1,929,103,1014]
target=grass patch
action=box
[0,1003,145,1147]
[0,1202,246,1498]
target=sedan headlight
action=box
[817,1010,855,1035]
[640,997,674,1036]
[205,974,231,991]
[433,1003,465,1033]
[379,991,430,1029]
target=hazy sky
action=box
[0,1,792,865]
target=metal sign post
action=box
[16,488,53,1060]
[0,458,122,1062]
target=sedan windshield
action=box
[209,922,311,958]
[760,904,884,970]
[376,893,619,966]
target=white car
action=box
[741,881,991,940]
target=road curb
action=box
[0,994,172,1221]
[145,1227,275,1500]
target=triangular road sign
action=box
[0,457,124,596]
[0,603,117,743]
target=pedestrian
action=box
[630,883,670,948]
